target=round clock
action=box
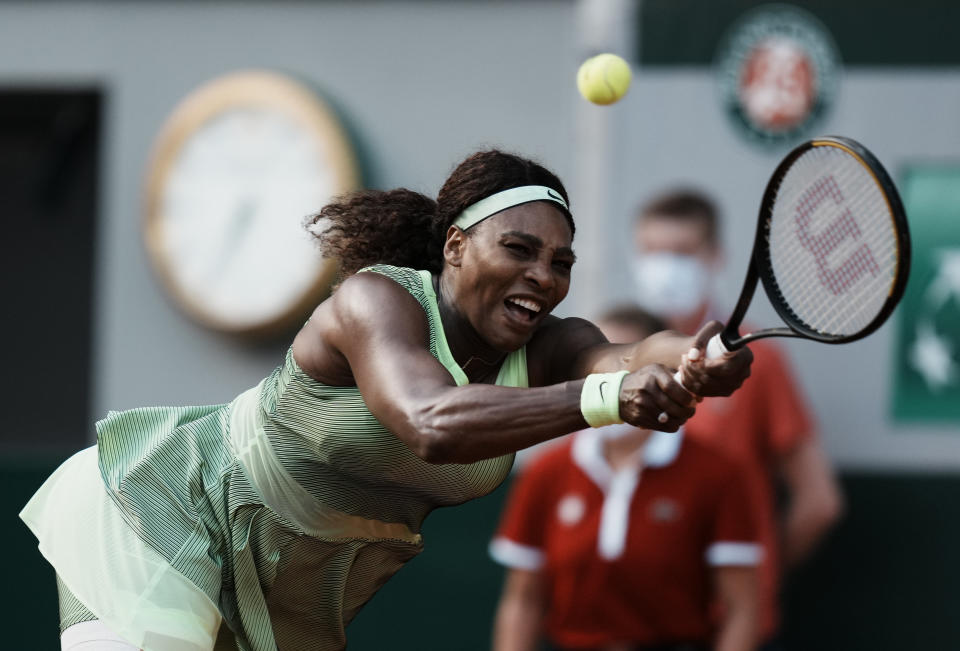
[143,69,360,338]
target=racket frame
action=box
[721,135,911,350]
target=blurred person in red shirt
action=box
[491,306,761,651]
[630,190,844,649]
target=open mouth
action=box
[504,297,543,325]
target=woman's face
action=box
[444,201,575,352]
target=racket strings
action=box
[780,179,895,332]
[778,217,894,332]
[767,145,899,337]
[777,183,896,332]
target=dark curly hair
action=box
[307,150,573,276]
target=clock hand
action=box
[231,199,256,240]
[204,198,258,287]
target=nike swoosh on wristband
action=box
[598,381,609,402]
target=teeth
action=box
[508,298,541,313]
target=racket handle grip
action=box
[705,333,730,360]
[671,333,730,389]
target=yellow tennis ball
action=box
[577,53,631,105]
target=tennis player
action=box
[21,150,752,651]
[490,306,761,651]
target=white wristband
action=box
[580,371,629,428]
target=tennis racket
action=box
[683,135,911,374]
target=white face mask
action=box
[631,252,710,319]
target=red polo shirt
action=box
[490,429,760,649]
[684,338,814,638]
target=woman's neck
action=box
[435,272,506,382]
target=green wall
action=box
[6,459,62,649]
[637,0,960,66]
[781,473,960,650]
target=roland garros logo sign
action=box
[716,4,840,146]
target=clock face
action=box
[144,71,359,337]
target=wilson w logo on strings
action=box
[794,175,880,295]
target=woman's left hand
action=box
[677,321,753,398]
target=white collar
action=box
[571,427,683,491]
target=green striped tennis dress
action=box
[21,265,523,651]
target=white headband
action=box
[452,185,569,231]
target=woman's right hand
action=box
[619,364,697,432]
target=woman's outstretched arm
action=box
[528,316,752,397]
[294,273,694,464]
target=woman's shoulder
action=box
[333,267,426,312]
[357,264,428,292]
[294,269,431,376]
[332,267,439,333]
